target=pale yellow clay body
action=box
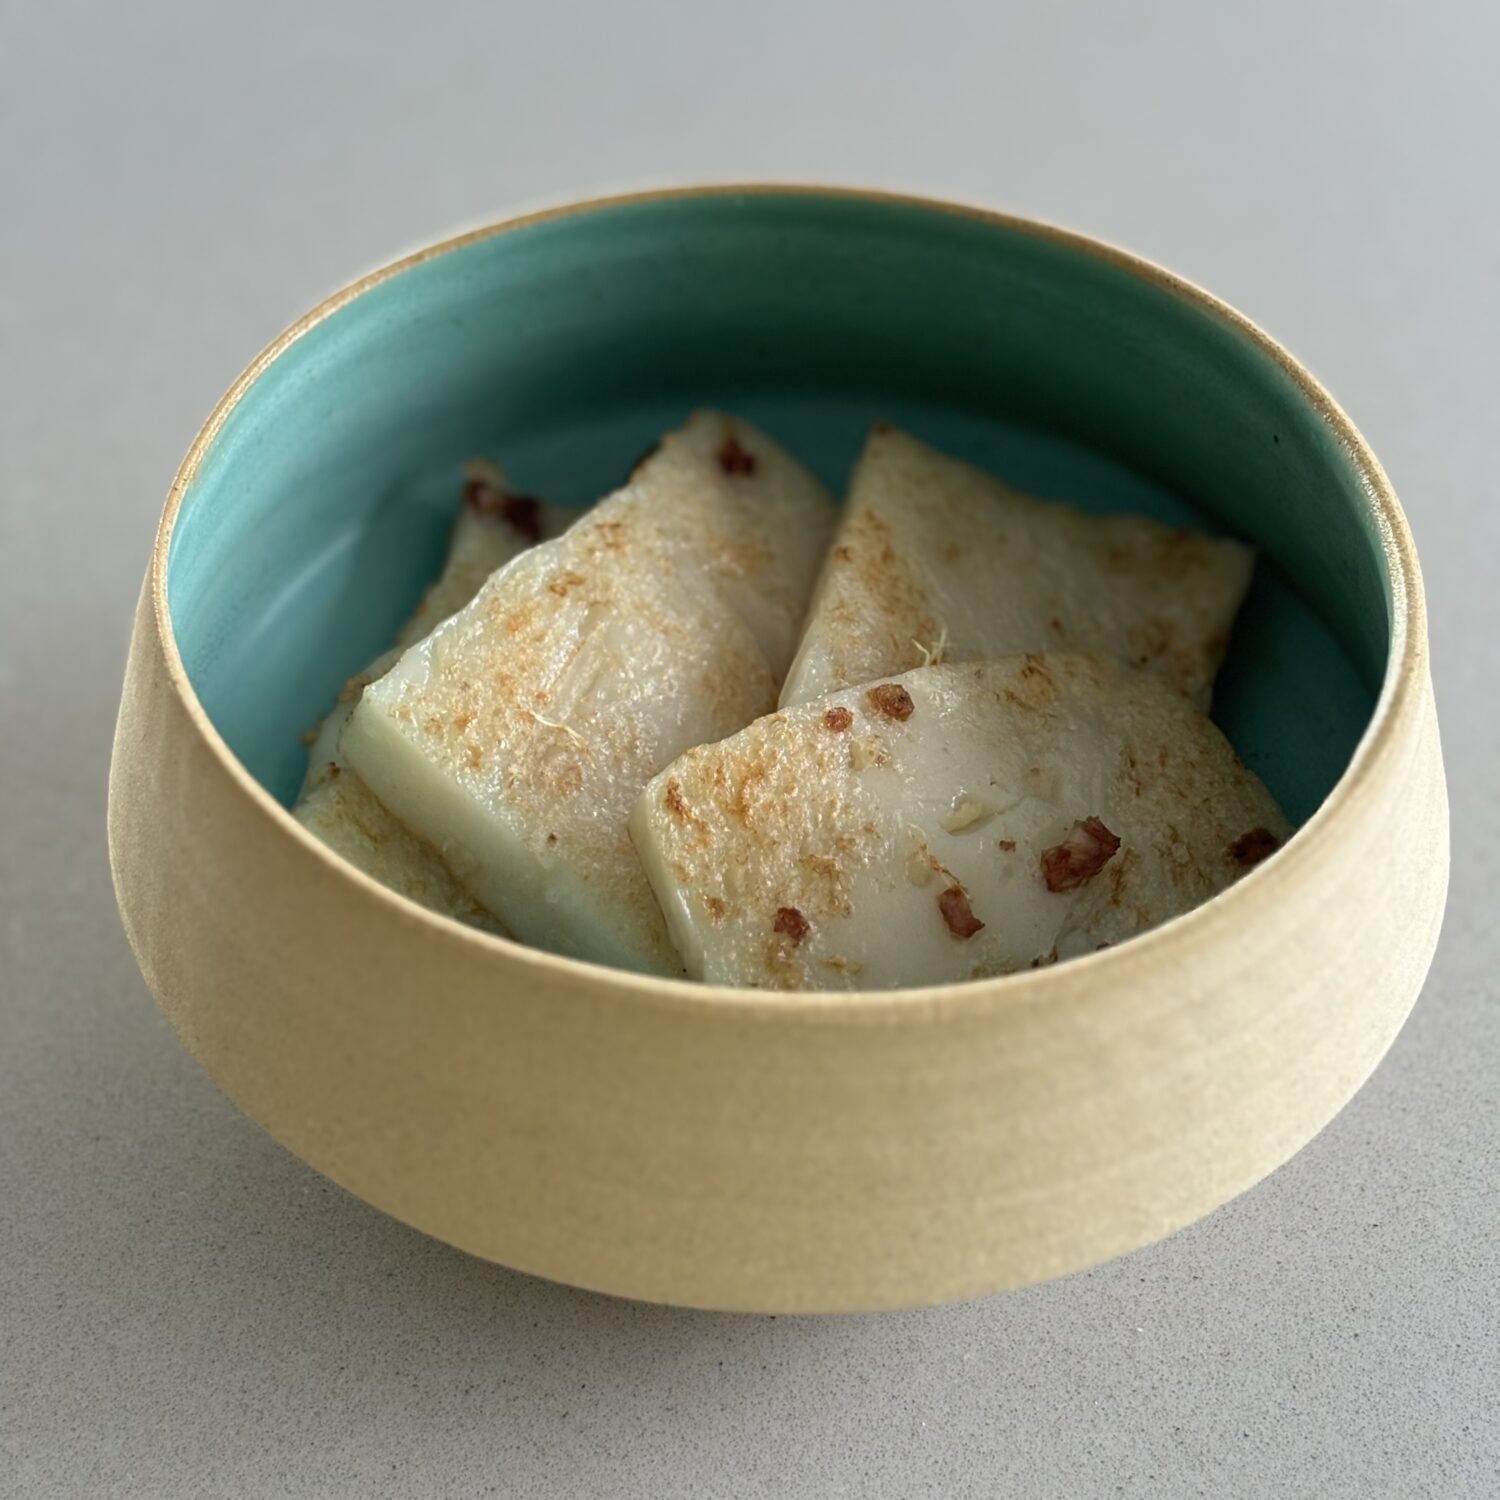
[633,655,1289,989]
[781,426,1254,710]
[341,413,835,974]
[108,191,1449,1314]
[293,465,570,932]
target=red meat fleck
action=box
[1041,817,1121,892]
[774,906,809,943]
[1228,827,1280,866]
[464,476,544,542]
[717,436,757,475]
[866,683,915,721]
[500,495,543,542]
[823,706,854,732]
[938,886,984,939]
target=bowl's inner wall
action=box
[167,193,1385,824]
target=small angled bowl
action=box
[109,187,1448,1312]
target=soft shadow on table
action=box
[20,936,921,1480]
[12,852,1488,1497]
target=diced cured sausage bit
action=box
[1227,826,1280,866]
[1040,817,1121,892]
[938,885,984,938]
[774,906,810,943]
[866,683,915,721]
[463,475,545,542]
[717,436,757,475]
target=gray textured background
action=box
[3,3,1496,1496]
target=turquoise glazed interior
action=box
[167,192,1387,828]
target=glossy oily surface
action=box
[632,654,1291,989]
[341,412,834,974]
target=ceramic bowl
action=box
[109,187,1448,1313]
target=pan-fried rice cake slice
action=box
[780,426,1254,710]
[342,413,837,974]
[634,654,1290,989]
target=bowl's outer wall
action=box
[110,192,1449,1311]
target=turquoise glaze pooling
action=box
[166,193,1384,826]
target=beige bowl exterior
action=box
[108,189,1449,1314]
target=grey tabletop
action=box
[3,3,1496,1496]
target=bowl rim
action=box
[146,182,1428,1015]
